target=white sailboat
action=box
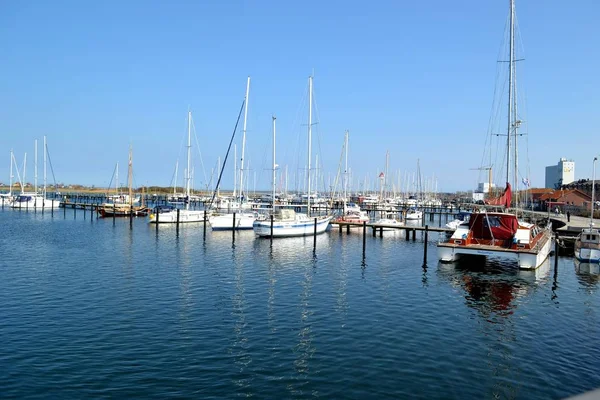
[437,0,552,270]
[209,77,258,230]
[0,150,15,205]
[11,137,59,209]
[149,111,205,223]
[574,156,600,263]
[253,76,333,237]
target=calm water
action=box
[1,209,599,399]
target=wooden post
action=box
[554,238,559,269]
[156,208,159,231]
[362,221,366,259]
[346,223,350,235]
[412,229,416,241]
[51,199,54,216]
[232,212,236,241]
[423,225,429,264]
[406,228,410,241]
[270,214,274,241]
[372,226,376,237]
[313,218,317,253]
[380,226,383,237]
[129,206,133,229]
[96,204,99,219]
[83,205,86,219]
[74,204,76,219]
[176,208,180,227]
[203,210,207,239]
[63,202,66,218]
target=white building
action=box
[545,158,575,189]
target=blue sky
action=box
[1,0,598,193]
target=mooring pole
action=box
[423,225,429,264]
[156,208,159,231]
[270,214,274,242]
[203,210,207,240]
[313,218,317,253]
[554,238,559,270]
[362,221,367,259]
[232,212,236,241]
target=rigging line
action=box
[190,115,208,189]
[106,162,117,196]
[208,98,246,210]
[43,143,59,192]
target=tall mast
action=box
[307,75,313,216]
[343,130,349,212]
[173,161,178,195]
[128,145,133,207]
[233,144,237,198]
[186,110,192,209]
[115,162,119,195]
[506,0,515,187]
[239,76,250,204]
[43,136,47,198]
[272,116,276,210]
[34,139,38,194]
[592,157,597,228]
[9,149,13,195]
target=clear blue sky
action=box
[1,0,598,193]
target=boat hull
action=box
[11,197,60,209]
[253,216,333,237]
[438,233,552,270]
[148,210,206,223]
[209,213,257,230]
[574,247,600,263]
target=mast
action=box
[307,75,313,216]
[43,136,47,198]
[128,145,133,207]
[115,162,119,196]
[233,144,237,198]
[239,76,250,204]
[34,139,38,194]
[9,149,13,195]
[343,130,349,213]
[174,161,178,195]
[592,157,597,228]
[506,0,515,188]
[272,116,276,211]
[186,110,192,210]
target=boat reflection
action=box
[437,258,551,317]
[574,260,600,289]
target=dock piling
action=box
[423,225,429,264]
[203,210,207,240]
[270,214,274,241]
[313,218,317,253]
[362,221,366,259]
[232,212,236,240]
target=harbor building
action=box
[545,158,575,189]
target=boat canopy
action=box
[469,212,518,240]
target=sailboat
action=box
[11,137,60,209]
[253,76,333,238]
[98,146,149,217]
[149,111,205,223]
[209,77,259,230]
[437,0,552,270]
[331,131,369,227]
[574,157,600,263]
[1,150,15,205]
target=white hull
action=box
[149,209,205,223]
[253,215,333,237]
[438,234,552,270]
[574,247,600,263]
[209,212,256,230]
[405,211,423,220]
[11,196,60,209]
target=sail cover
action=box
[485,182,511,208]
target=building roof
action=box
[538,189,592,202]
